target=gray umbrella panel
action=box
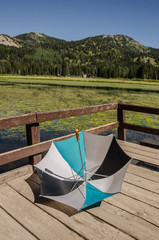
[84,132,114,180]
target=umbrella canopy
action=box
[35,130,131,210]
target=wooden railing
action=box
[0,103,118,166]
[118,103,159,140]
[0,102,159,168]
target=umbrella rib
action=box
[86,172,108,178]
[69,179,85,195]
[45,168,82,181]
[45,167,107,180]
[70,181,86,200]
[69,166,86,192]
[72,166,85,177]
[69,166,89,196]
[84,165,108,179]
[77,182,86,199]
[70,168,84,182]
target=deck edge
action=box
[0,165,33,184]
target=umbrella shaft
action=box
[77,140,86,181]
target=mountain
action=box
[14,32,65,46]
[0,34,21,48]
[0,32,159,79]
[0,32,65,48]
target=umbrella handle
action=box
[75,129,80,141]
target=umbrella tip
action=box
[75,129,80,141]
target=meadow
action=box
[0,75,159,155]
[1,75,159,92]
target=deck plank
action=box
[124,172,159,193]
[118,140,159,155]
[121,181,159,208]
[127,164,159,183]
[121,145,159,161]
[123,150,159,166]
[118,140,159,166]
[0,165,33,184]
[0,184,83,240]
[7,175,134,240]
[88,201,159,240]
[105,193,159,227]
[0,207,37,240]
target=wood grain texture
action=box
[106,192,159,227]
[0,165,33,184]
[119,103,159,115]
[0,112,36,130]
[118,140,159,166]
[127,164,159,183]
[88,200,159,240]
[121,181,159,208]
[0,102,117,129]
[0,207,37,240]
[121,122,159,136]
[7,175,134,240]
[36,102,118,123]
[0,184,83,240]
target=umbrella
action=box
[35,130,131,210]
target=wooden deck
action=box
[0,141,159,240]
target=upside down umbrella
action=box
[35,130,131,210]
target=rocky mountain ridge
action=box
[0,32,159,79]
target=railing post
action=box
[117,103,126,141]
[26,111,42,165]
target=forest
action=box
[0,33,159,79]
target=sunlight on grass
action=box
[0,76,159,147]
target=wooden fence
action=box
[0,102,159,167]
[118,103,159,139]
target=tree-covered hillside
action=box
[0,32,159,79]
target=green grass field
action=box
[1,75,159,92]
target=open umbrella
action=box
[35,130,131,210]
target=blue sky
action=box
[1,0,158,48]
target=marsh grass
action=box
[1,76,159,154]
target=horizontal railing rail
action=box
[0,111,37,130]
[0,103,118,130]
[122,123,159,136]
[36,102,118,123]
[119,103,159,115]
